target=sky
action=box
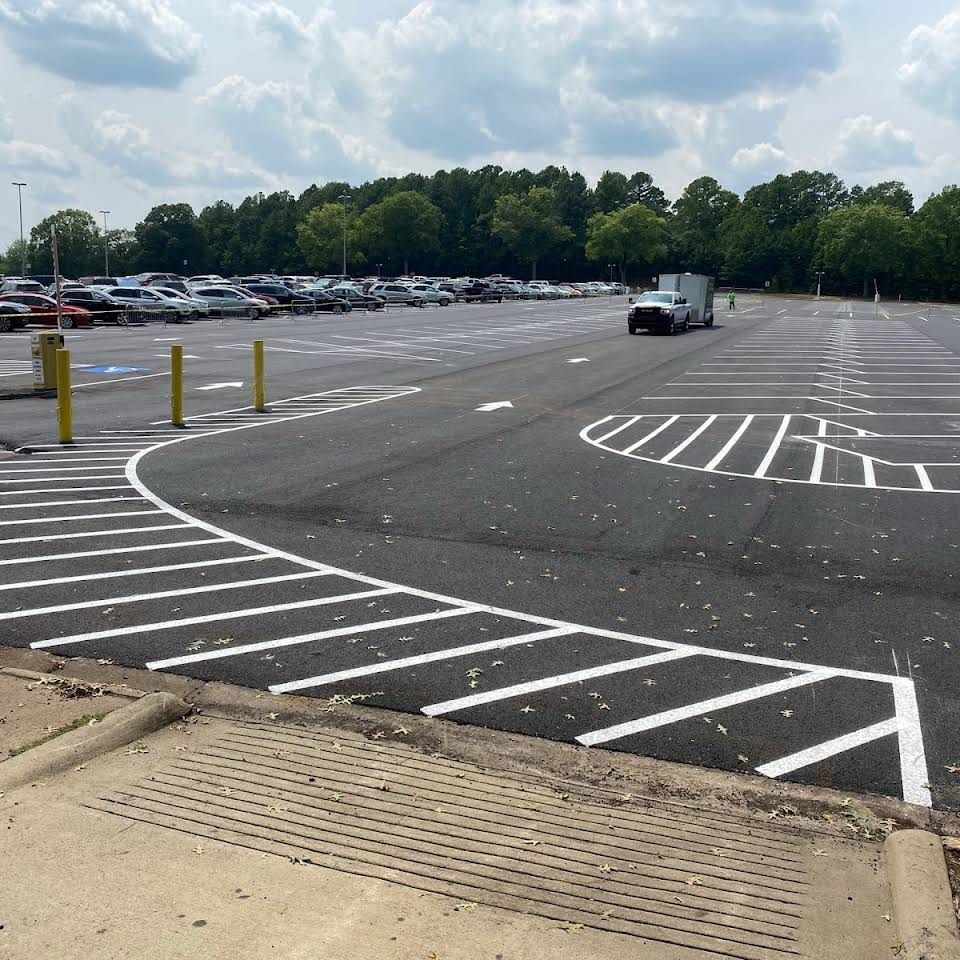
[0,0,958,244]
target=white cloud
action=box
[0,0,202,88]
[731,142,792,172]
[61,105,258,188]
[231,0,332,50]
[899,9,960,120]
[0,96,74,175]
[831,115,921,171]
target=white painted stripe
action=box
[148,605,478,670]
[32,587,403,648]
[621,416,680,454]
[1,458,129,464]
[72,372,168,388]
[893,680,932,806]
[809,420,827,483]
[0,554,265,591]
[0,497,145,510]
[0,538,224,566]
[659,415,717,464]
[0,484,131,496]
[576,671,829,747]
[753,415,791,477]
[272,627,577,694]
[0,475,126,484]
[861,456,876,488]
[592,416,642,445]
[0,509,163,526]
[755,719,899,779]
[423,649,696,716]
[1,571,329,620]
[914,464,933,491]
[0,523,187,546]
[0,465,137,474]
[704,416,754,471]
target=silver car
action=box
[189,286,265,319]
[102,286,181,322]
[151,287,212,320]
[407,283,453,306]
[367,283,426,306]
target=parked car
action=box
[189,286,267,319]
[407,283,454,306]
[459,281,504,303]
[0,300,31,333]
[150,287,213,320]
[527,282,559,300]
[78,276,118,287]
[296,288,354,313]
[102,286,182,322]
[187,274,226,286]
[59,288,132,325]
[368,282,426,306]
[326,285,386,310]
[0,292,93,328]
[233,283,314,314]
[147,278,189,294]
[0,278,46,294]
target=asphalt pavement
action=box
[1,294,958,810]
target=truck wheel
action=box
[628,325,638,335]
[668,319,677,336]
[705,314,714,327]
[684,314,690,331]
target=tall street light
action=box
[338,192,350,277]
[814,270,825,299]
[11,181,26,277]
[99,210,110,276]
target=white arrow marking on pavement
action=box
[475,400,514,412]
[567,358,590,363]
[196,381,243,391]
[154,354,202,359]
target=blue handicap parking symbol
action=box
[81,365,151,375]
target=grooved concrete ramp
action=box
[88,719,890,960]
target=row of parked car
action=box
[0,272,625,332]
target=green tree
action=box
[491,186,573,280]
[357,191,443,275]
[26,209,100,276]
[627,172,670,218]
[670,177,739,276]
[912,185,960,300]
[594,171,631,212]
[719,206,778,286]
[585,205,667,284]
[297,202,365,272]
[0,239,26,274]
[134,203,206,273]
[813,203,912,297]
[850,180,914,216]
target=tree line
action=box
[3,166,959,299]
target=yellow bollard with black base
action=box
[56,348,72,444]
[253,339,266,412]
[171,343,184,427]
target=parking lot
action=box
[1,294,958,810]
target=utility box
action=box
[658,273,715,327]
[31,332,64,389]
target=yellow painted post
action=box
[253,339,266,412]
[56,348,72,444]
[171,343,184,427]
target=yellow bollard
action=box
[171,343,184,427]
[253,339,266,412]
[56,348,72,444]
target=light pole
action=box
[338,192,350,276]
[11,181,26,277]
[608,263,615,284]
[815,270,825,299]
[99,209,110,276]
[376,262,382,278]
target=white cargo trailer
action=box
[658,273,714,327]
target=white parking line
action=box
[753,416,791,478]
[422,649,696,716]
[0,523,188,546]
[576,672,829,747]
[0,538,224,566]
[704,416,754,471]
[660,415,717,464]
[622,416,680,454]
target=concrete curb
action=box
[886,829,960,960]
[0,691,189,794]
[0,665,146,699]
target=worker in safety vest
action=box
[727,290,736,310]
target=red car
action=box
[0,292,93,328]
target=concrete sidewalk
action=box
[1,659,958,960]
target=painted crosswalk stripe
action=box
[576,671,830,747]
[0,538,225,566]
[755,718,899,779]
[0,509,164,526]
[592,416,642,445]
[621,416,680,454]
[0,554,266,591]
[422,648,696,716]
[659,416,717,464]
[32,587,404,648]
[0,497,146,510]
[0,523,188,546]
[0,571,330,620]
[0,475,127,484]
[271,626,577,694]
[0,485,131,496]
[703,416,754,471]
[148,606,479,670]
[753,415,791,478]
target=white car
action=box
[151,287,212,320]
[407,283,453,305]
[102,286,183,322]
[528,282,560,299]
